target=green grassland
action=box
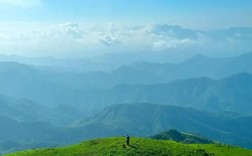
[150,129,215,144]
[5,137,252,156]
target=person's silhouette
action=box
[126,135,130,145]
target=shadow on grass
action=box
[122,144,138,149]
[128,144,137,149]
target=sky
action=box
[0,0,252,58]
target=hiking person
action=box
[126,135,130,145]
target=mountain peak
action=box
[151,129,214,144]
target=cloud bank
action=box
[0,22,251,58]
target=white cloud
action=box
[152,38,197,51]
[55,21,84,39]
[153,40,170,50]
[0,33,9,41]
[0,0,42,7]
[99,34,121,46]
[121,24,199,51]
[147,24,199,40]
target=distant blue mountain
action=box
[75,73,252,115]
[127,52,252,81]
[0,53,252,115]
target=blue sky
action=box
[1,0,252,28]
[0,0,251,58]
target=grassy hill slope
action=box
[6,137,252,156]
[151,129,214,144]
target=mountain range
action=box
[68,73,252,115]
[1,52,252,154]
[0,53,252,115]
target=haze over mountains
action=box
[1,52,252,154]
[0,53,252,113]
[1,1,251,155]
[83,73,252,114]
